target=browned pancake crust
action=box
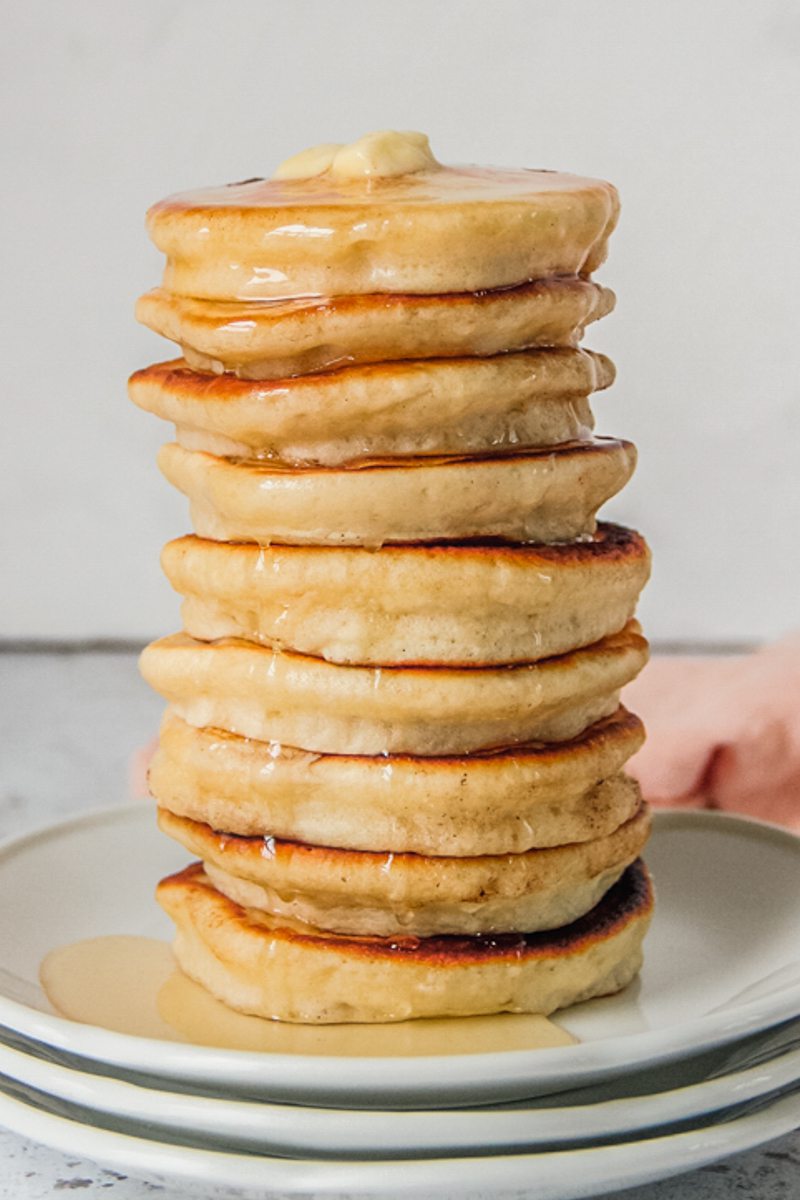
[138,277,614,328]
[182,706,644,771]
[142,620,647,682]
[136,278,615,381]
[166,521,646,570]
[129,352,616,402]
[158,860,652,966]
[218,437,629,477]
[163,802,646,875]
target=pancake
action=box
[146,164,619,302]
[156,860,652,1023]
[161,524,650,666]
[135,278,615,379]
[158,439,636,548]
[128,349,613,465]
[138,624,649,756]
[149,708,645,856]
[157,803,650,937]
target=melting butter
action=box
[274,131,440,182]
[40,935,577,1055]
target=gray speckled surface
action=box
[0,650,798,1199]
[1,1127,800,1199]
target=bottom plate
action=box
[0,1019,798,1156]
[0,804,799,1105]
[0,1073,798,1200]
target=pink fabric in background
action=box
[624,636,800,832]
[129,739,156,802]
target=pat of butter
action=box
[274,131,440,181]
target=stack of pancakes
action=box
[132,133,653,1024]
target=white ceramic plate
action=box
[0,804,799,1106]
[0,1018,798,1156]
[0,1073,798,1200]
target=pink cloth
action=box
[129,740,156,801]
[624,636,800,831]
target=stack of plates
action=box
[0,804,798,1199]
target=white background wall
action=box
[1,0,798,644]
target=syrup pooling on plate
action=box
[39,937,176,1041]
[39,936,575,1054]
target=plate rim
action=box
[0,801,798,1104]
[0,1020,798,1153]
[0,1071,798,1200]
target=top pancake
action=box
[147,166,619,301]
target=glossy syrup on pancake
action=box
[147,145,620,301]
[156,437,637,549]
[149,710,645,857]
[157,524,650,668]
[156,802,650,938]
[136,277,616,380]
[128,349,611,467]
[197,860,652,964]
[139,623,648,757]
[150,862,653,1022]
